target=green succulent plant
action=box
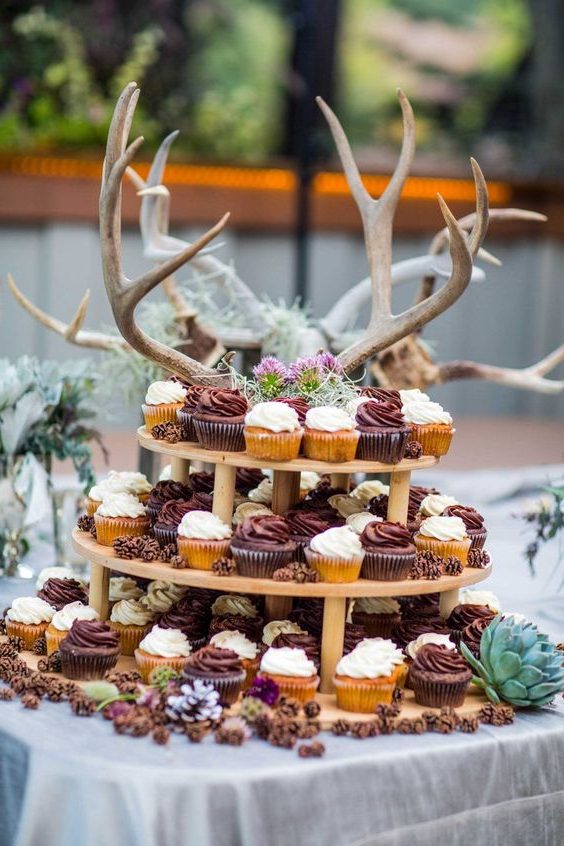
[461,615,564,708]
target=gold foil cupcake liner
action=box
[45,624,67,656]
[304,548,363,583]
[244,427,303,461]
[134,650,188,683]
[143,402,184,430]
[303,429,359,463]
[94,515,150,547]
[85,497,101,516]
[5,620,48,651]
[409,424,454,457]
[333,666,403,712]
[177,537,231,570]
[414,534,471,566]
[108,622,150,656]
[259,672,320,703]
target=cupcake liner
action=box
[414,534,471,566]
[142,402,184,429]
[360,550,415,581]
[241,657,261,689]
[193,419,245,452]
[153,525,178,549]
[5,620,48,651]
[303,429,360,463]
[410,671,471,708]
[304,548,363,583]
[85,497,101,516]
[244,428,303,461]
[469,530,487,551]
[334,666,403,712]
[408,424,454,457]
[177,409,197,442]
[45,624,67,656]
[350,611,401,638]
[230,545,295,578]
[291,538,309,564]
[356,428,410,463]
[134,650,189,683]
[60,650,119,681]
[108,622,150,656]
[94,514,150,547]
[182,668,246,706]
[177,537,231,570]
[259,672,320,704]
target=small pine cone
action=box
[378,716,396,736]
[47,651,62,673]
[21,691,41,709]
[479,703,514,726]
[556,643,564,653]
[70,694,97,716]
[0,642,17,659]
[421,711,437,731]
[152,725,171,745]
[434,714,457,734]
[77,514,95,533]
[269,725,297,749]
[276,696,301,718]
[8,636,24,653]
[396,718,425,734]
[458,716,479,733]
[442,556,463,576]
[211,557,236,577]
[350,721,373,739]
[32,637,47,656]
[170,555,186,569]
[272,566,294,582]
[303,700,321,719]
[37,659,49,673]
[0,687,16,701]
[409,551,442,580]
[392,687,404,704]
[160,544,178,563]
[440,705,460,726]
[10,675,30,694]
[298,720,321,739]
[467,549,491,569]
[113,535,146,560]
[90,521,97,538]
[331,718,351,736]
[298,741,325,758]
[46,680,71,702]
[253,713,273,740]
[140,538,162,562]
[151,422,182,444]
[404,440,423,459]
[215,726,246,746]
[105,670,142,694]
[185,723,209,743]
[375,702,401,718]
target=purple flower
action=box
[288,356,323,395]
[103,700,132,720]
[253,356,289,398]
[315,351,344,375]
[136,685,161,709]
[245,675,280,706]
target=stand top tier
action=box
[137,428,439,474]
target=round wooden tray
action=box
[137,427,440,475]
[72,529,492,599]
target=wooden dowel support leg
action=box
[330,473,350,492]
[439,589,460,619]
[320,596,347,693]
[89,562,110,621]
[212,463,236,524]
[271,470,301,515]
[264,596,293,622]
[170,456,191,484]
[387,470,411,524]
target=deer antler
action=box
[99,83,231,386]
[317,91,488,373]
[437,346,564,394]
[6,273,127,351]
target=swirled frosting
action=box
[232,502,273,525]
[184,645,243,675]
[408,486,439,518]
[336,638,403,678]
[262,619,307,645]
[245,401,301,433]
[187,492,213,512]
[305,406,356,432]
[299,471,322,492]
[51,601,98,631]
[418,515,467,541]
[309,526,363,560]
[405,632,455,660]
[411,643,470,676]
[343,623,368,654]
[327,494,365,518]
[36,566,84,590]
[209,629,258,660]
[88,476,131,501]
[189,471,215,494]
[38,578,88,611]
[399,388,430,404]
[107,471,152,495]
[260,646,317,678]
[155,499,194,529]
[109,577,143,602]
[350,480,390,503]
[459,589,500,612]
[360,521,415,551]
[96,492,146,519]
[444,504,485,531]
[447,604,495,631]
[208,613,261,641]
[181,384,207,413]
[110,599,154,627]
[212,594,258,618]
[402,400,452,426]
[7,596,55,625]
[145,380,186,405]
[194,388,248,421]
[177,510,232,540]
[283,510,330,539]
[360,387,402,407]
[419,493,458,517]
[460,616,493,655]
[147,480,192,511]
[355,400,406,430]
[235,468,267,495]
[353,597,400,615]
[346,512,381,534]
[233,515,291,549]
[345,396,369,416]
[139,625,192,657]
[62,619,120,650]
[271,633,320,664]
[248,478,274,505]
[272,396,310,424]
[140,581,186,614]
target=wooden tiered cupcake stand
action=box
[71,427,492,718]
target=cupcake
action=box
[401,400,454,456]
[259,646,320,702]
[59,620,120,680]
[418,493,458,519]
[37,577,88,610]
[5,597,55,649]
[350,479,389,505]
[272,396,310,425]
[271,632,320,668]
[303,406,359,463]
[346,512,381,534]
[153,499,195,549]
[177,511,232,570]
[209,629,260,688]
[232,502,273,526]
[109,599,155,655]
[392,615,451,651]
[146,480,192,525]
[107,471,152,502]
[94,493,150,547]
[350,597,401,637]
[444,504,487,550]
[359,521,416,581]
[85,473,146,516]
[399,388,430,405]
[343,623,369,654]
[459,589,501,613]
[355,400,410,463]
[235,468,267,497]
[135,625,192,682]
[193,388,248,452]
[45,601,99,656]
[361,387,402,406]
[140,580,187,615]
[334,638,405,712]
[177,385,207,441]
[404,632,455,687]
[459,616,494,658]
[305,525,364,583]
[36,566,85,590]
[159,591,212,646]
[300,484,344,523]
[189,471,215,494]
[142,379,187,429]
[230,515,295,577]
[298,471,322,500]
[182,645,246,705]
[283,509,331,562]
[212,594,259,620]
[414,515,471,565]
[327,494,365,519]
[109,577,144,606]
[247,479,274,506]
[244,401,303,461]
[410,643,472,707]
[262,619,307,646]
[288,600,324,639]
[209,613,262,643]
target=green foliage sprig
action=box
[520,484,564,577]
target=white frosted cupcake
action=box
[259,646,320,702]
[135,625,192,682]
[109,577,144,605]
[299,471,321,499]
[211,595,258,619]
[459,589,501,613]
[247,479,273,505]
[85,475,131,516]
[419,493,458,518]
[305,525,364,582]
[328,494,365,519]
[142,380,187,429]
[5,597,56,649]
[399,388,431,405]
[334,638,405,711]
[402,400,454,456]
[414,515,471,564]
[350,480,390,504]
[244,402,303,461]
[262,619,307,646]
[350,597,401,638]
[140,580,186,615]
[346,512,381,534]
[107,471,152,502]
[232,502,273,526]
[45,601,99,655]
[177,510,232,570]
[109,599,155,655]
[210,629,260,687]
[94,492,150,546]
[303,407,359,463]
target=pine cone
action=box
[404,441,423,459]
[69,694,97,717]
[556,643,564,653]
[272,566,294,582]
[170,555,186,569]
[409,551,442,580]
[298,741,325,758]
[392,687,404,704]
[396,717,425,734]
[77,514,95,533]
[140,538,162,562]
[350,721,374,739]
[303,700,321,719]
[269,723,297,749]
[458,716,479,733]
[433,714,457,734]
[152,725,171,745]
[375,702,401,718]
[211,557,236,577]
[331,718,351,736]
[113,706,153,736]
[442,556,463,576]
[440,705,460,726]
[47,651,62,673]
[377,716,396,735]
[479,703,514,726]
[32,637,47,656]
[467,549,491,569]
[36,659,49,673]
[215,726,246,746]
[0,642,18,659]
[105,670,142,694]
[113,535,147,560]
[253,713,273,740]
[90,522,98,538]
[46,680,73,702]
[160,543,178,563]
[21,691,41,709]
[276,696,301,718]
[9,674,28,694]
[185,723,209,743]
[298,720,321,739]
[8,636,24,652]
[421,711,437,731]
[151,422,182,444]
[0,687,16,701]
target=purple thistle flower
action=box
[245,675,280,706]
[315,351,344,375]
[288,356,324,395]
[253,356,289,398]
[103,700,132,720]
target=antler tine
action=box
[466,158,489,256]
[429,208,547,256]
[317,89,415,322]
[438,344,564,394]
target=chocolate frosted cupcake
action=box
[235,468,267,496]
[183,645,246,705]
[193,388,248,452]
[459,616,493,658]
[189,471,215,494]
[37,577,88,610]
[146,480,192,525]
[351,597,401,637]
[355,400,410,463]
[297,485,344,524]
[444,504,487,550]
[288,599,324,638]
[59,620,120,680]
[283,509,331,562]
[410,643,472,707]
[208,613,262,642]
[230,515,296,577]
[271,632,320,667]
[272,396,309,424]
[153,499,194,548]
[156,603,208,650]
[343,623,368,654]
[177,385,207,441]
[359,521,416,581]
[447,604,496,645]
[392,615,450,650]
[360,386,402,407]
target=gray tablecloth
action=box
[1,465,564,846]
